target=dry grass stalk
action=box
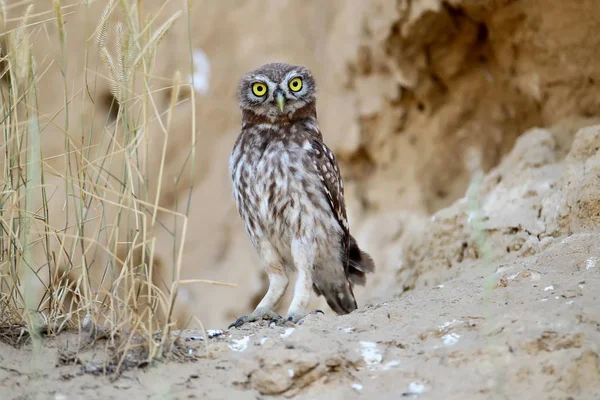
[95,0,115,51]
[0,0,212,377]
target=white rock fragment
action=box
[189,48,211,94]
[467,211,476,224]
[567,300,574,305]
[544,285,554,291]
[495,265,513,274]
[383,360,400,370]
[259,337,269,345]
[360,341,383,365]
[352,383,363,392]
[408,382,425,394]
[395,260,404,271]
[288,369,295,378]
[508,272,520,280]
[280,327,295,338]
[438,319,460,331]
[207,329,224,338]
[442,333,460,346]
[586,257,597,270]
[540,298,548,302]
[436,284,444,289]
[228,336,250,352]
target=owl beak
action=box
[275,90,285,113]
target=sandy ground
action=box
[2,229,599,399]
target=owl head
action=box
[237,62,317,122]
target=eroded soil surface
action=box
[2,231,599,399]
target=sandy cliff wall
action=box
[171,0,600,328]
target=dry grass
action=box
[0,0,201,376]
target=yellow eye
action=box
[252,82,267,96]
[289,77,303,92]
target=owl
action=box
[228,62,374,328]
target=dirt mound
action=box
[3,227,599,398]
[378,123,600,298]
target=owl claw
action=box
[227,307,283,329]
[228,316,249,329]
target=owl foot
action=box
[228,307,283,329]
[285,309,324,325]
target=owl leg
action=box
[228,265,288,329]
[285,239,321,323]
[254,269,289,315]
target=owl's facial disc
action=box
[274,89,285,113]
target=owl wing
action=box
[308,137,375,289]
[309,138,350,244]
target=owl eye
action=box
[288,77,303,92]
[252,82,267,97]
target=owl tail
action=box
[313,279,358,315]
[312,235,375,315]
[346,234,375,287]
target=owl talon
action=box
[228,316,249,329]
[228,307,283,329]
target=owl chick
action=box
[228,62,374,328]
